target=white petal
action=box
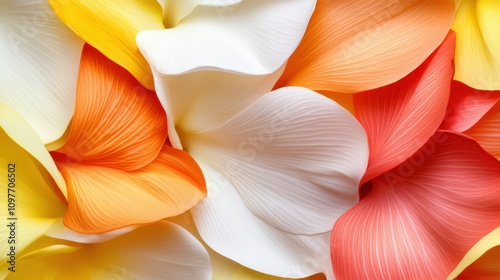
[14,222,212,280]
[192,162,334,278]
[187,87,368,234]
[152,64,285,149]
[0,0,84,144]
[137,0,315,75]
[45,220,138,244]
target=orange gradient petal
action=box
[440,81,500,132]
[54,145,206,233]
[331,131,500,279]
[354,32,455,184]
[275,0,455,93]
[56,44,168,171]
[465,100,500,160]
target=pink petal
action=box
[354,32,455,184]
[331,131,500,279]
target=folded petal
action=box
[440,81,500,132]
[137,0,315,76]
[452,0,500,90]
[275,0,455,93]
[464,100,500,159]
[0,0,83,143]
[354,32,455,184]
[153,64,285,148]
[56,44,168,171]
[448,227,500,279]
[331,131,500,279]
[8,222,211,279]
[192,161,333,278]
[187,87,368,235]
[54,145,206,233]
[0,103,66,258]
[49,0,165,89]
[170,211,330,280]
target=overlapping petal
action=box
[0,103,66,259]
[331,131,500,279]
[440,81,500,132]
[52,44,206,233]
[55,44,168,171]
[464,100,500,159]
[152,63,285,148]
[192,161,333,279]
[137,0,315,76]
[48,0,164,89]
[354,31,454,184]
[275,0,455,93]
[6,222,211,280]
[188,87,368,235]
[452,0,500,90]
[55,146,206,233]
[0,0,83,144]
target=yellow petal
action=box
[0,103,66,261]
[48,0,165,89]
[7,222,211,279]
[452,0,500,90]
[447,227,500,279]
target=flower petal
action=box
[187,87,368,235]
[452,0,500,90]
[192,161,333,278]
[56,44,168,171]
[0,103,66,258]
[0,0,83,143]
[55,145,206,233]
[49,0,165,89]
[275,0,455,93]
[448,227,500,279]
[440,81,500,132]
[354,31,455,184]
[137,0,315,75]
[464,100,500,159]
[153,63,285,149]
[8,222,211,279]
[331,131,500,279]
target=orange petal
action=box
[354,32,455,184]
[331,131,500,279]
[440,81,500,132]
[465,100,500,160]
[275,0,455,93]
[54,145,206,233]
[56,44,168,171]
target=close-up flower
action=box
[330,32,500,279]
[0,103,211,279]
[2,0,500,279]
